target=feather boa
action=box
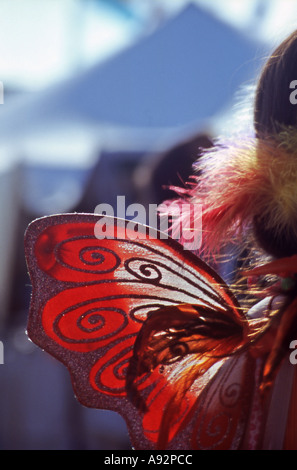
[164,127,297,257]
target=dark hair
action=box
[253,30,297,257]
[254,30,297,137]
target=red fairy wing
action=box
[24,213,247,449]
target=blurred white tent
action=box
[0,3,266,150]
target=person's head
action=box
[174,29,297,261]
[252,30,297,258]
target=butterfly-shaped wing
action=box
[24,213,255,449]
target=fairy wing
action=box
[24,213,255,450]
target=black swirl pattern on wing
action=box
[54,237,121,274]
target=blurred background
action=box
[0,0,297,450]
